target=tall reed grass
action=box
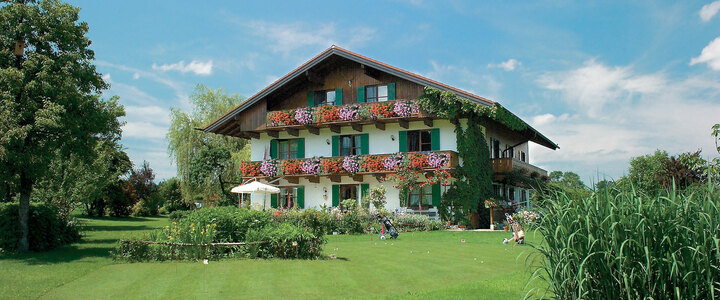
[527,182,720,299]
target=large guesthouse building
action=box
[203,46,557,214]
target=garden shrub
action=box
[0,203,81,252]
[391,213,444,232]
[528,182,720,299]
[246,223,324,259]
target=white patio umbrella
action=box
[230,180,280,209]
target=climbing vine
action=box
[416,87,528,131]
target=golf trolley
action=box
[376,213,399,240]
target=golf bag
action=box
[377,213,399,239]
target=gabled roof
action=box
[203,45,558,150]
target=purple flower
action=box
[338,105,360,121]
[294,107,314,125]
[260,160,278,176]
[383,153,405,171]
[301,158,322,175]
[427,152,450,169]
[393,100,419,117]
[342,155,360,173]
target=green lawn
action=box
[0,216,546,299]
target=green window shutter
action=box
[360,133,369,155]
[361,184,369,202]
[296,138,305,159]
[432,184,441,207]
[332,136,339,156]
[297,186,305,209]
[357,86,365,103]
[307,91,315,107]
[270,139,278,159]
[271,194,278,208]
[388,83,396,100]
[332,185,340,207]
[431,128,440,151]
[335,88,343,106]
[398,131,407,152]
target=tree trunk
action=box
[18,171,32,252]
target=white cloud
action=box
[121,105,171,140]
[531,60,720,181]
[132,73,140,80]
[690,37,720,71]
[152,60,213,75]
[244,21,376,56]
[102,73,112,83]
[488,58,521,71]
[121,122,168,139]
[422,61,502,99]
[700,1,720,22]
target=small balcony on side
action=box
[491,158,547,178]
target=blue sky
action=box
[68,0,720,184]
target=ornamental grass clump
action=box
[527,182,720,299]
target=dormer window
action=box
[314,90,336,106]
[365,85,388,103]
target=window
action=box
[278,139,299,159]
[491,138,501,159]
[504,145,514,158]
[365,85,388,103]
[407,130,432,152]
[408,185,433,208]
[314,90,336,106]
[339,184,359,209]
[278,187,297,209]
[520,151,526,162]
[493,184,504,198]
[339,135,362,156]
[508,187,516,202]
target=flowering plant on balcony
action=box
[484,198,499,209]
[427,152,450,169]
[267,110,297,126]
[239,161,261,177]
[426,169,451,186]
[393,100,419,117]
[316,104,339,123]
[321,157,343,174]
[342,155,361,174]
[407,152,429,170]
[294,107,314,125]
[301,157,322,175]
[259,159,278,177]
[361,155,385,172]
[338,104,360,121]
[383,153,405,171]
[280,159,303,175]
[368,102,396,119]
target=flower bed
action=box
[242,151,454,178]
[266,100,421,127]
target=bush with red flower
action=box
[361,155,385,172]
[407,152,429,170]
[321,157,343,174]
[267,110,297,126]
[239,161,261,177]
[280,159,304,175]
[368,102,396,119]
[316,104,339,123]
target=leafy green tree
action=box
[625,150,670,195]
[167,85,248,204]
[549,171,586,190]
[0,0,123,251]
[157,177,187,213]
[33,140,131,218]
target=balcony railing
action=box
[265,99,433,131]
[240,151,458,180]
[491,158,547,177]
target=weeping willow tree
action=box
[167,85,249,205]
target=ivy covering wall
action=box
[418,87,496,227]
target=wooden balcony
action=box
[253,99,437,138]
[242,151,458,183]
[491,158,547,177]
